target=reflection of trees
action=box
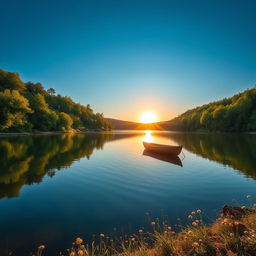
[169,133,256,179]
[0,133,114,199]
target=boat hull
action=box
[143,142,183,156]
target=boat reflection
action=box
[143,149,183,167]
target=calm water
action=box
[1,131,256,255]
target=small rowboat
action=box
[143,142,183,156]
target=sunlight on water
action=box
[143,130,154,142]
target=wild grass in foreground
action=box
[34,197,256,256]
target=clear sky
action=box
[0,0,255,122]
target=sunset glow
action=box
[140,111,157,124]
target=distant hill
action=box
[105,118,162,130]
[108,88,256,132]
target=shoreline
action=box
[0,130,256,137]
[0,130,112,137]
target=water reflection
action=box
[167,133,256,178]
[143,130,154,142]
[0,133,114,199]
[143,149,183,167]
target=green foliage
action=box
[0,69,25,91]
[0,89,32,131]
[57,112,73,131]
[167,88,256,132]
[0,68,112,132]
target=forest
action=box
[0,69,112,132]
[162,88,256,132]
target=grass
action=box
[33,200,256,256]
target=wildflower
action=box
[131,237,135,241]
[244,230,249,234]
[69,252,75,256]
[196,209,202,213]
[80,245,85,249]
[191,211,196,215]
[78,250,84,256]
[234,221,240,225]
[230,233,234,237]
[151,221,156,225]
[100,233,105,237]
[139,229,143,233]
[168,226,172,230]
[164,231,168,234]
[192,222,198,226]
[192,242,199,247]
[76,237,83,244]
[246,195,252,198]
[38,245,45,249]
[198,239,203,242]
[187,230,193,235]
[188,215,193,219]
[253,204,256,208]
[241,206,246,209]
[252,234,256,238]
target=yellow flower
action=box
[196,209,202,213]
[188,215,193,219]
[187,230,193,235]
[70,252,75,256]
[168,226,172,230]
[241,206,246,209]
[139,229,143,233]
[100,233,105,237]
[76,237,83,244]
[78,249,84,256]
[151,221,156,225]
[192,221,198,226]
[192,242,199,247]
[38,245,45,249]
[191,211,196,215]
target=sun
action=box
[140,111,157,124]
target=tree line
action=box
[163,88,256,132]
[0,69,112,132]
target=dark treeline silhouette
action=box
[0,69,112,132]
[161,88,256,132]
[167,133,256,177]
[0,133,115,199]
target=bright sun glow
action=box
[140,111,157,124]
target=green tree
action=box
[57,112,73,131]
[0,90,32,131]
[0,69,25,92]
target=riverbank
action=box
[0,130,111,137]
[35,204,256,256]
[0,130,255,137]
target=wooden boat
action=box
[143,142,183,156]
[143,149,183,167]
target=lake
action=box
[1,131,256,255]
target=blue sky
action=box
[0,0,255,121]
